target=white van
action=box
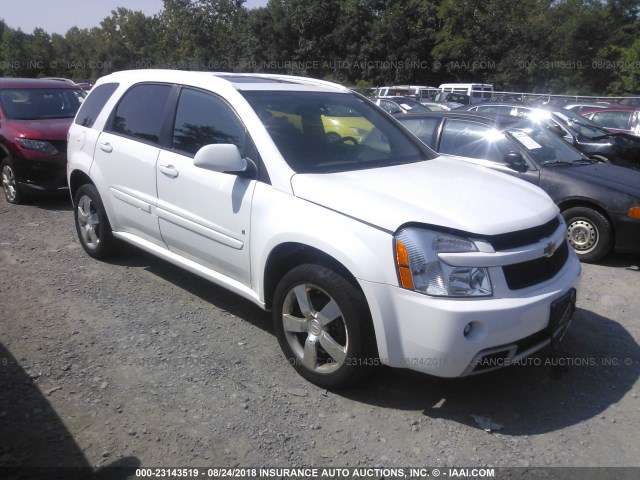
[376,85,439,101]
[439,83,494,103]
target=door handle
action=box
[99,142,113,153]
[159,164,179,178]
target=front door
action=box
[155,87,256,285]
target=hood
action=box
[291,156,558,235]
[550,162,640,198]
[8,118,73,140]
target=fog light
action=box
[463,323,472,337]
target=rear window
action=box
[107,83,172,145]
[74,83,119,128]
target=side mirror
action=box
[547,124,565,137]
[193,144,256,177]
[504,151,528,172]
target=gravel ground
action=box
[1,194,639,476]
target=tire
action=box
[562,207,612,263]
[1,159,25,204]
[272,264,376,389]
[74,184,117,259]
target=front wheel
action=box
[1,159,25,204]
[562,207,612,263]
[74,184,117,259]
[272,264,376,389]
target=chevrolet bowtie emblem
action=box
[544,241,557,257]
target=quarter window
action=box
[399,117,440,147]
[108,83,172,145]
[172,88,247,157]
[75,83,119,127]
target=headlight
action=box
[16,138,59,155]
[395,228,492,297]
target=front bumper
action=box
[12,153,68,193]
[611,212,640,254]
[360,250,581,377]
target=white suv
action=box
[67,70,580,389]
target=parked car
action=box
[1,78,85,203]
[372,96,432,114]
[580,107,640,137]
[394,111,640,262]
[417,101,451,111]
[617,96,640,107]
[67,70,580,388]
[433,91,471,106]
[460,102,640,169]
[563,102,614,114]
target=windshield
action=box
[506,123,585,165]
[552,109,611,139]
[0,88,84,120]
[241,91,432,173]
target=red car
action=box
[0,78,85,204]
[580,106,640,137]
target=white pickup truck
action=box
[67,70,580,388]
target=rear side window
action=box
[108,83,172,145]
[172,87,247,157]
[74,83,119,127]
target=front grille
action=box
[502,240,569,290]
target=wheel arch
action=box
[558,199,613,230]
[69,169,94,205]
[0,143,11,162]
[262,242,363,311]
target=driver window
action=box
[439,119,512,163]
[173,88,247,157]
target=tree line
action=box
[1,0,639,95]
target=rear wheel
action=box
[273,264,375,389]
[1,159,25,204]
[74,184,117,259]
[563,207,612,263]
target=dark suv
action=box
[0,78,85,203]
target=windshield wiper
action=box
[541,160,573,166]
[571,158,600,165]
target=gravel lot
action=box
[1,194,639,477]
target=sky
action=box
[0,0,269,35]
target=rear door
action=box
[93,83,173,245]
[155,86,256,285]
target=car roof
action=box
[97,70,350,94]
[394,111,533,129]
[384,96,420,102]
[0,77,82,89]
[580,106,640,113]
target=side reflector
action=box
[628,206,640,219]
[395,240,414,289]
